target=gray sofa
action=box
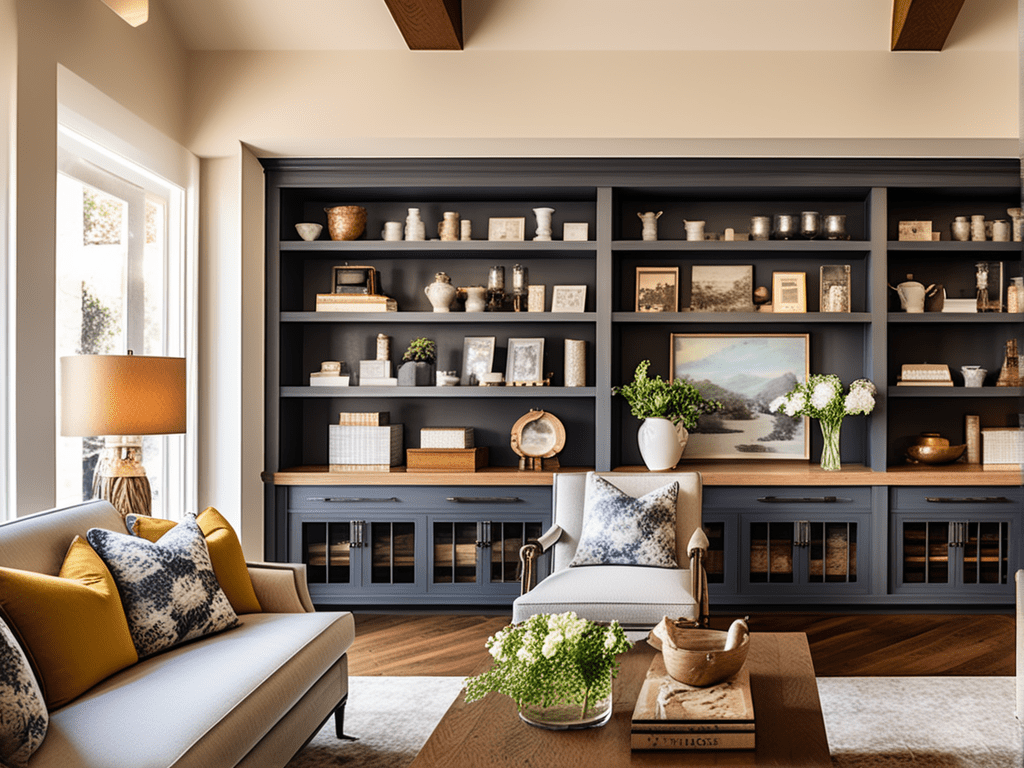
[0,500,354,768]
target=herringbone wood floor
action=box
[348,611,1015,677]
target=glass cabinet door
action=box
[432,521,479,584]
[807,521,858,584]
[901,521,951,585]
[370,521,417,585]
[489,520,544,586]
[962,521,1009,586]
[748,521,795,584]
[301,521,352,585]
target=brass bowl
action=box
[648,625,750,687]
[906,443,966,465]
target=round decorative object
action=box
[906,433,967,465]
[510,410,566,461]
[518,675,612,730]
[649,618,750,688]
[295,222,323,241]
[324,206,367,241]
[637,417,686,471]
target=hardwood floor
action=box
[348,610,1015,677]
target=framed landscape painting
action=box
[670,333,810,460]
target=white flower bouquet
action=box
[769,375,876,470]
[464,612,631,726]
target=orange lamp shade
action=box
[60,355,186,437]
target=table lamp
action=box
[60,352,186,519]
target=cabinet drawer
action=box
[288,485,550,513]
[890,486,1023,512]
[704,486,871,511]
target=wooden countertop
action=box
[266,462,1021,487]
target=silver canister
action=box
[800,211,821,239]
[823,214,848,240]
[773,214,797,240]
[750,216,771,241]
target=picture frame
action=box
[772,271,807,313]
[487,217,526,242]
[636,267,679,313]
[820,265,852,313]
[461,337,495,387]
[505,338,545,384]
[690,265,754,312]
[562,222,589,241]
[551,285,587,313]
[670,333,810,460]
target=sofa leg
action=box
[335,699,355,740]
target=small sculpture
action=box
[533,207,554,241]
[638,211,662,241]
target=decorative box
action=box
[329,424,403,470]
[981,427,1023,467]
[420,427,474,449]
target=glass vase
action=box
[819,419,842,471]
[518,684,612,730]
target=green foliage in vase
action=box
[401,337,437,365]
[612,360,722,430]
[465,612,631,717]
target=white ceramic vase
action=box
[637,418,688,471]
[533,207,554,241]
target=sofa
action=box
[1017,569,1022,721]
[0,499,354,768]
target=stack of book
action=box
[630,654,755,751]
[329,412,402,471]
[316,293,397,312]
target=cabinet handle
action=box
[309,497,400,503]
[351,520,365,548]
[795,520,811,547]
[446,497,523,504]
[477,521,493,548]
[925,496,1012,504]
[757,496,848,504]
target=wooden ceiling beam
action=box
[891,0,966,51]
[383,0,463,50]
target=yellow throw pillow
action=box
[129,507,262,614]
[0,536,138,709]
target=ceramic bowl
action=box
[648,624,750,687]
[295,223,323,241]
[906,443,966,465]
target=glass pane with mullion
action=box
[768,522,794,583]
[902,521,926,583]
[302,522,327,584]
[927,522,950,584]
[702,522,725,584]
[967,521,1007,585]
[824,522,855,583]
[327,522,351,584]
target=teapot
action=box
[891,274,934,313]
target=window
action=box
[54,127,187,518]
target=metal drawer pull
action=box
[925,496,1012,504]
[308,497,401,503]
[757,496,848,504]
[446,497,523,504]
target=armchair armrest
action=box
[246,562,316,613]
[687,529,710,628]
[519,524,564,596]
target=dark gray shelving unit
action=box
[262,157,1022,610]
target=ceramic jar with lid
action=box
[425,272,456,312]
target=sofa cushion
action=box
[0,536,138,708]
[0,614,47,768]
[512,564,697,627]
[569,475,679,568]
[127,508,262,615]
[87,518,239,658]
[32,611,355,768]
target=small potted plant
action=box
[613,360,721,471]
[398,337,437,386]
[465,612,631,730]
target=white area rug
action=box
[287,676,1023,767]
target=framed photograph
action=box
[551,285,587,313]
[461,337,495,387]
[563,222,589,241]
[670,333,810,460]
[505,338,545,384]
[820,265,851,313]
[690,265,754,312]
[488,217,526,242]
[772,271,807,313]
[636,267,679,312]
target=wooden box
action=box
[406,447,489,472]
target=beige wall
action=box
[185,49,1019,158]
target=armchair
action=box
[1017,569,1022,720]
[513,471,709,631]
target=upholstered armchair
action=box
[1016,569,1022,720]
[513,471,709,631]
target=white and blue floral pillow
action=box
[87,516,239,658]
[569,476,679,568]
[0,615,47,768]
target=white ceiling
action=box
[162,0,1017,52]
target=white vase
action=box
[637,418,688,471]
[533,207,554,241]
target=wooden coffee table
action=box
[409,632,831,767]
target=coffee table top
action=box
[409,632,831,767]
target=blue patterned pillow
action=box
[86,517,239,658]
[569,476,679,568]
[0,615,47,768]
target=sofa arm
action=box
[246,562,316,613]
[1016,569,1022,720]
